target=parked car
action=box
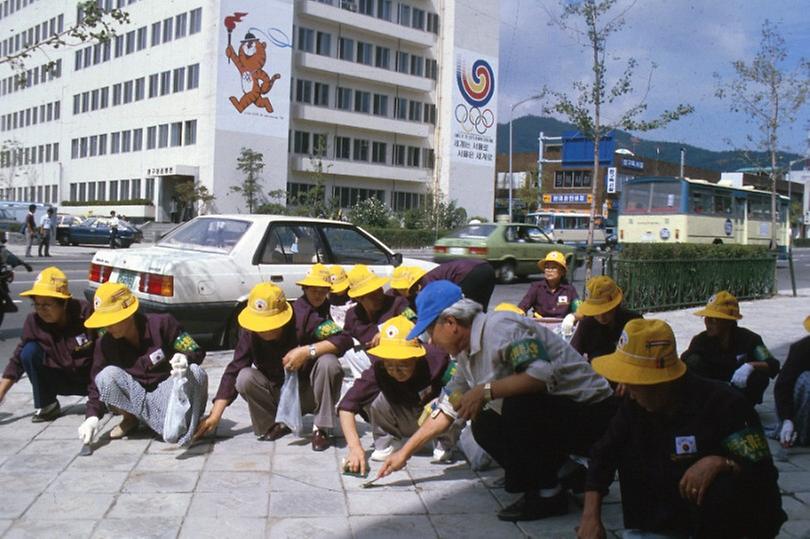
[55,214,84,245]
[433,221,576,283]
[85,214,436,348]
[0,208,19,234]
[68,216,142,248]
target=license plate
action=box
[116,269,136,289]
[448,247,467,255]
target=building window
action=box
[137,26,147,50]
[412,8,425,30]
[187,63,200,89]
[353,139,369,161]
[554,170,592,188]
[162,17,173,43]
[392,191,424,211]
[375,46,390,69]
[297,27,314,52]
[158,124,169,148]
[410,54,423,76]
[356,41,373,65]
[175,12,187,39]
[123,80,133,103]
[371,141,387,163]
[98,134,106,155]
[121,130,131,152]
[398,3,411,26]
[125,30,135,54]
[396,51,409,74]
[293,131,310,154]
[87,182,96,201]
[112,83,122,105]
[427,12,440,34]
[373,94,388,116]
[110,180,118,202]
[151,21,161,46]
[89,135,98,156]
[334,136,350,159]
[173,67,185,92]
[295,79,312,103]
[120,179,130,199]
[184,120,196,145]
[314,82,329,106]
[407,146,420,167]
[134,77,145,100]
[354,90,370,113]
[148,73,158,98]
[132,128,143,151]
[110,132,120,154]
[189,8,202,34]
[338,37,353,61]
[316,31,331,56]
[394,97,407,120]
[160,70,171,95]
[392,144,405,166]
[147,126,156,149]
[377,0,392,21]
[336,87,352,110]
[333,186,386,208]
[145,177,155,200]
[408,100,422,121]
[97,181,106,201]
[131,178,141,199]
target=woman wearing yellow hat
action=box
[681,291,779,405]
[337,316,456,475]
[389,265,428,311]
[197,277,350,451]
[0,267,96,424]
[327,264,354,328]
[773,315,810,448]
[83,282,207,447]
[518,251,580,324]
[389,260,496,312]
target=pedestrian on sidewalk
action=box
[81,282,207,447]
[578,318,786,539]
[681,291,780,405]
[773,315,810,448]
[0,267,96,423]
[108,210,119,249]
[24,204,36,257]
[37,207,54,257]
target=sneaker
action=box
[497,491,568,522]
[31,401,60,423]
[370,445,395,462]
[431,446,454,464]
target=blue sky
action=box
[498,0,810,154]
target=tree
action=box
[175,180,215,220]
[349,197,391,228]
[293,136,341,219]
[232,148,265,213]
[542,0,693,277]
[715,20,810,247]
[1,1,129,83]
[0,139,23,193]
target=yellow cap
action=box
[804,315,810,333]
[367,315,426,360]
[238,282,293,333]
[21,267,71,299]
[693,291,742,321]
[347,264,389,298]
[538,250,567,272]
[494,302,525,316]
[592,319,686,385]
[296,263,332,288]
[389,266,427,291]
[84,282,139,328]
[578,276,623,317]
[328,265,350,294]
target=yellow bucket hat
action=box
[347,264,389,299]
[592,318,686,385]
[84,282,139,328]
[21,266,71,299]
[328,265,350,294]
[693,291,741,321]
[577,276,623,317]
[389,266,427,291]
[296,263,331,288]
[494,302,525,315]
[238,282,293,333]
[538,251,567,273]
[367,315,426,360]
[804,315,810,333]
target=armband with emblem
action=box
[570,298,582,313]
[507,338,550,372]
[313,320,341,340]
[173,331,200,353]
[401,307,417,322]
[722,426,771,463]
[752,345,772,362]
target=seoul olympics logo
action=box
[455,57,495,135]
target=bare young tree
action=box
[542,0,693,277]
[715,20,810,247]
[232,148,265,213]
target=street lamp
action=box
[508,94,543,221]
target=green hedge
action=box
[618,243,770,260]
[794,238,810,248]
[61,199,153,207]
[364,227,449,249]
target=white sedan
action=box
[85,214,434,347]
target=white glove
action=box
[780,420,797,447]
[78,417,100,444]
[730,363,755,388]
[169,353,188,379]
[561,313,576,337]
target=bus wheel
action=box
[712,239,723,245]
[498,261,517,284]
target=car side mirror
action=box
[392,252,403,266]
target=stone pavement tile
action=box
[779,471,810,494]
[47,470,129,493]
[782,496,810,521]
[205,451,272,472]
[776,460,804,472]
[429,514,525,538]
[0,438,27,456]
[418,487,502,515]
[0,471,57,492]
[178,517,266,539]
[197,470,271,492]
[146,438,213,455]
[16,439,75,455]
[209,433,271,454]
[25,492,114,519]
[796,492,810,505]
[0,519,11,535]
[121,471,200,493]
[271,448,341,473]
[779,519,810,538]
[347,490,425,516]
[135,452,207,472]
[187,489,270,518]
[408,465,486,491]
[33,425,84,440]
[339,468,416,491]
[4,518,97,539]
[86,437,152,455]
[270,469,343,492]
[269,490,347,518]
[108,493,192,518]
[0,491,38,519]
[67,451,141,472]
[516,501,622,538]
[1,452,74,472]
[349,515,437,539]
[272,437,325,455]
[0,420,48,439]
[266,517,352,538]
[91,517,183,539]
[789,453,810,472]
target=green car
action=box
[433,222,576,283]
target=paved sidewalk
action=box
[1,292,809,538]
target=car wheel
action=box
[70,241,79,246]
[498,260,517,284]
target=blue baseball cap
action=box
[406,280,464,340]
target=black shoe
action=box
[560,463,587,494]
[311,428,331,451]
[31,401,61,423]
[497,491,568,522]
[259,423,292,442]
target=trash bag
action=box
[458,423,493,471]
[275,370,303,435]
[162,376,190,443]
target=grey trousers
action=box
[368,393,460,451]
[235,353,343,436]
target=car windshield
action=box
[158,218,251,254]
[446,224,497,238]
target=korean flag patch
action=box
[675,435,697,455]
[148,348,165,366]
[75,334,89,347]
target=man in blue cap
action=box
[376,280,617,522]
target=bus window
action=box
[623,182,651,213]
[690,190,712,214]
[650,181,681,212]
[714,194,732,215]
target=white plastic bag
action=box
[275,370,303,435]
[162,377,190,443]
[458,423,493,471]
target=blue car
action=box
[68,217,142,248]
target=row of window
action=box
[70,120,197,159]
[289,181,425,211]
[68,177,154,203]
[0,59,62,98]
[0,0,39,21]
[291,131,434,169]
[2,185,59,206]
[316,0,440,34]
[74,7,201,72]
[296,27,437,80]
[1,100,60,132]
[0,142,59,168]
[72,64,200,115]
[554,170,594,189]
[0,13,63,57]
[293,78,436,124]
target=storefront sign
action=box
[606,167,617,194]
[543,193,592,204]
[621,158,644,170]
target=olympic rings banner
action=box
[452,48,498,167]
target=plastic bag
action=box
[458,423,493,471]
[162,376,190,443]
[275,370,303,435]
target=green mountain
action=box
[496,115,803,172]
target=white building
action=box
[0,0,499,222]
